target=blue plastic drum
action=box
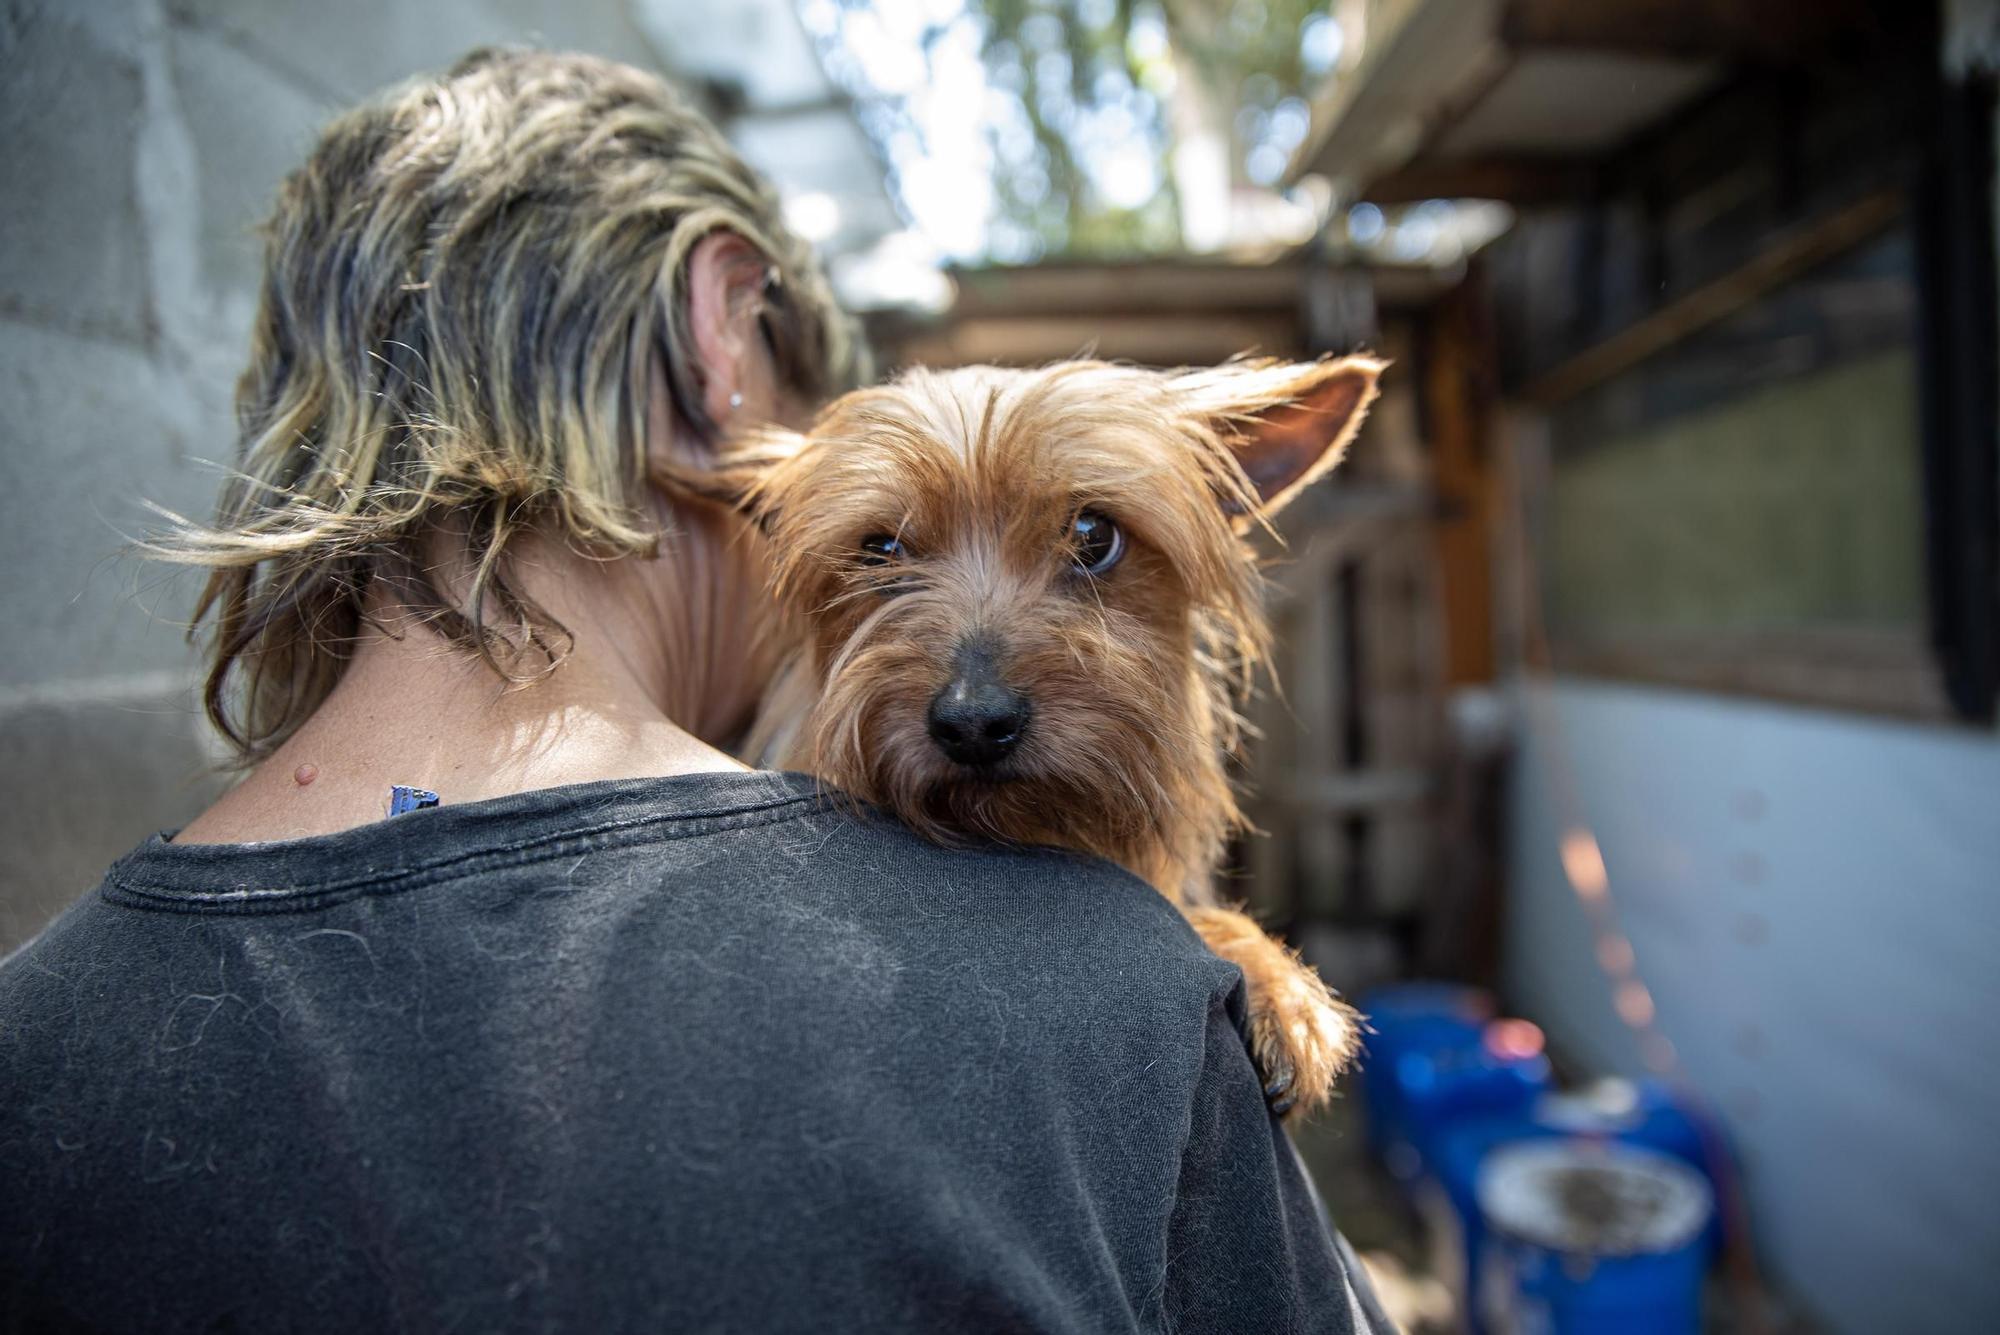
[1476,1140,1713,1335]
[1358,984,1553,1181]
[1431,1077,1723,1305]
[1358,984,1509,1176]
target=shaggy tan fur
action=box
[741,356,1382,1117]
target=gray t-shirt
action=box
[1,771,1390,1333]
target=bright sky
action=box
[799,0,995,260]
[795,0,1495,274]
[799,0,1186,261]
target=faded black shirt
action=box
[1,771,1389,1334]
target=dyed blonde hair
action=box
[155,48,861,762]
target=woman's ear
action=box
[1173,356,1385,526]
[643,303,808,527]
[685,229,777,425]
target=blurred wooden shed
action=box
[1286,3,2000,1333]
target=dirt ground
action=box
[1295,1095,1460,1334]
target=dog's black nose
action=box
[927,673,1031,767]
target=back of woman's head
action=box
[162,48,860,762]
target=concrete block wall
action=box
[0,0,673,951]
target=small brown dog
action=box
[735,355,1382,1117]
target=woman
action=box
[0,50,1390,1334]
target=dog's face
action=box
[746,357,1380,872]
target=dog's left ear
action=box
[1174,356,1384,526]
[652,425,811,533]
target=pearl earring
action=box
[728,391,744,410]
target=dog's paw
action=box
[1242,964,1361,1119]
[1185,905,1361,1120]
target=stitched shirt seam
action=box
[100,793,826,915]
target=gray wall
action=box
[1505,678,2000,1335]
[0,0,669,950]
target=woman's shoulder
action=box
[782,807,1243,1003]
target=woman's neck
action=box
[174,509,770,845]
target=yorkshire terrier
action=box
[734,355,1382,1118]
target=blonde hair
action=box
[154,48,861,762]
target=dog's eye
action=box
[859,534,904,566]
[1069,510,1123,576]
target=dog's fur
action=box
[735,356,1382,1116]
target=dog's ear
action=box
[654,426,810,533]
[1173,356,1383,525]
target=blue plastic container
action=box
[1352,979,1504,1175]
[1429,1077,1722,1326]
[1476,1141,1713,1335]
[1487,1244,1709,1335]
[1397,1032,1553,1173]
